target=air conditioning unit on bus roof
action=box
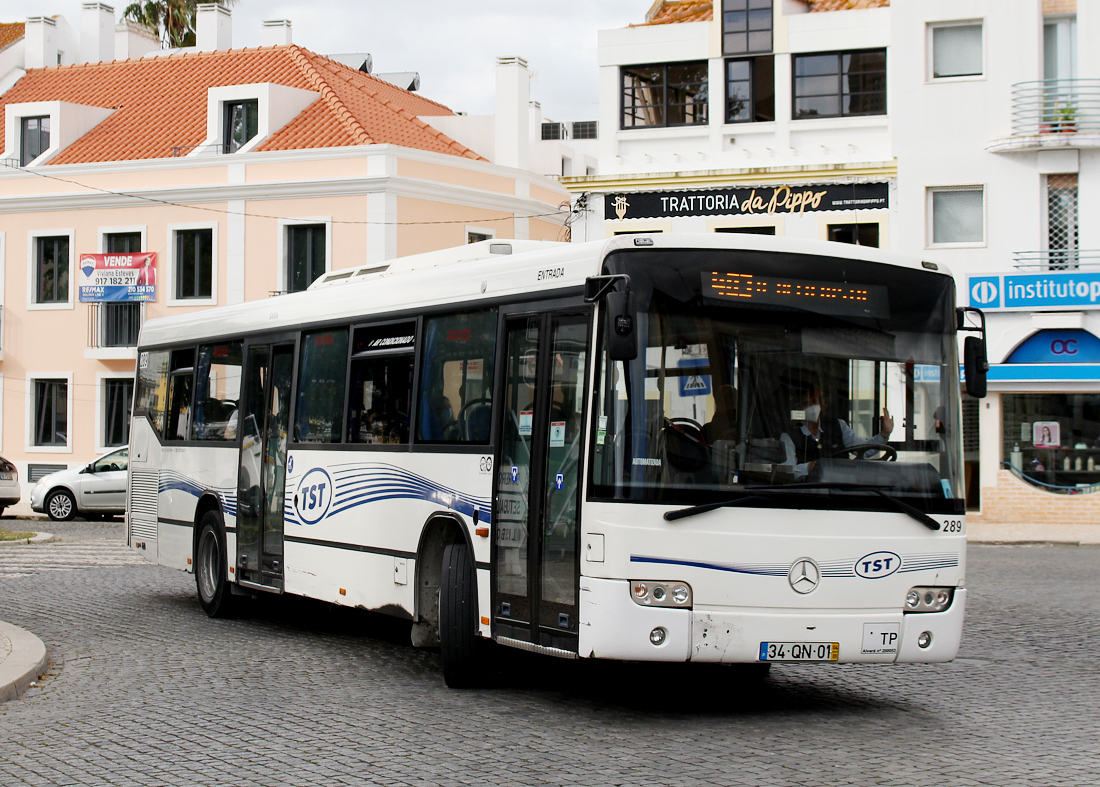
[307,239,566,289]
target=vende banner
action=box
[78,252,157,302]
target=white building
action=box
[893,0,1100,523]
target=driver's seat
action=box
[461,401,493,442]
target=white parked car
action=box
[0,456,20,516]
[30,447,128,522]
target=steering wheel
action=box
[826,442,897,461]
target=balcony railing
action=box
[1011,79,1100,136]
[88,302,144,349]
[1013,250,1100,271]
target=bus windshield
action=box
[590,248,964,516]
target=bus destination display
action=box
[702,271,889,318]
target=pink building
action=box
[0,19,568,497]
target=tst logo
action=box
[970,277,1000,307]
[855,551,902,579]
[294,467,334,525]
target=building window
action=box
[103,378,133,447]
[1044,16,1077,81]
[793,49,886,119]
[828,223,880,247]
[929,187,984,245]
[34,379,67,446]
[467,231,492,244]
[35,235,69,304]
[541,122,566,140]
[223,99,258,153]
[286,224,326,293]
[102,232,143,346]
[726,56,774,123]
[21,116,50,166]
[621,62,709,129]
[1003,393,1100,494]
[930,23,983,79]
[175,228,213,299]
[715,226,775,235]
[723,0,772,56]
[1047,174,1079,270]
[572,121,598,139]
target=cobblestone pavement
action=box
[0,525,1097,786]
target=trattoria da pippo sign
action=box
[604,182,888,220]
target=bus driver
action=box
[781,383,893,480]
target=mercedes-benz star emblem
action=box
[788,558,821,594]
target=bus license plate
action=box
[759,642,839,662]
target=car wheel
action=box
[46,490,76,522]
[195,511,237,618]
[440,541,479,688]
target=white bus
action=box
[127,234,987,686]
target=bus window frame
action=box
[163,346,197,444]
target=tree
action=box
[123,0,237,49]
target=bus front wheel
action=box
[196,512,236,618]
[440,541,478,688]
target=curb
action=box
[0,533,56,547]
[0,621,48,703]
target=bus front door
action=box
[493,312,588,653]
[236,342,294,591]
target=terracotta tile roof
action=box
[807,0,889,11]
[0,44,482,164]
[634,0,713,26]
[0,22,24,51]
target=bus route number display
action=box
[702,271,889,318]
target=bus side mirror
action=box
[605,289,638,361]
[963,335,987,399]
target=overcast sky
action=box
[1,1,647,119]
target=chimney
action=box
[24,16,58,69]
[115,18,160,59]
[495,56,530,170]
[81,2,115,63]
[261,20,292,47]
[196,3,232,52]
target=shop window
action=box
[930,22,983,79]
[793,49,886,119]
[621,61,709,129]
[191,342,242,441]
[103,378,133,447]
[286,224,326,293]
[929,187,984,245]
[828,223,880,247]
[417,310,497,443]
[1003,393,1100,493]
[726,56,774,123]
[33,378,68,446]
[296,328,349,443]
[723,0,772,56]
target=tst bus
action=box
[127,234,987,686]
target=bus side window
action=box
[416,310,497,443]
[165,348,196,441]
[134,349,170,437]
[296,328,349,443]
[191,342,243,441]
[348,353,413,445]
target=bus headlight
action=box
[630,581,692,608]
[903,586,954,613]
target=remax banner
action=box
[78,252,157,303]
[968,270,1100,311]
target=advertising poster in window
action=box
[1033,421,1060,448]
[78,252,157,302]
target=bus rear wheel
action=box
[440,541,478,688]
[196,511,236,618]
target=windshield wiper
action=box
[664,482,941,531]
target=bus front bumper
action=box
[578,577,965,664]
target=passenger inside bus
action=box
[781,383,894,479]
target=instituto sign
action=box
[969,270,1100,312]
[605,182,888,220]
[78,252,157,303]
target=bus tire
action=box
[440,541,478,688]
[195,511,236,618]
